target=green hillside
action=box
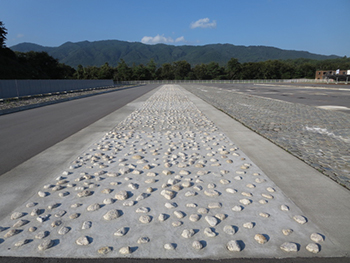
[11,40,339,68]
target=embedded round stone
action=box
[192,240,203,250]
[205,216,219,227]
[293,215,307,224]
[76,236,90,246]
[208,202,222,209]
[15,239,30,247]
[259,212,270,218]
[136,207,149,213]
[189,214,200,222]
[103,209,121,220]
[215,213,226,220]
[139,215,152,224]
[164,243,176,250]
[35,231,49,239]
[282,229,293,236]
[243,222,254,229]
[174,211,185,219]
[254,234,267,244]
[82,221,92,230]
[227,240,242,252]
[232,205,243,212]
[114,227,128,237]
[119,246,131,254]
[58,226,70,235]
[224,225,236,235]
[132,155,142,160]
[38,191,47,197]
[310,233,324,242]
[104,198,115,205]
[239,199,252,205]
[98,246,112,255]
[226,188,237,194]
[138,237,150,244]
[172,221,182,227]
[158,213,168,222]
[306,243,320,253]
[281,205,290,211]
[115,190,128,200]
[165,202,177,209]
[4,229,20,238]
[280,242,298,252]
[204,189,220,197]
[13,219,29,228]
[161,189,176,200]
[38,239,54,251]
[87,203,100,212]
[11,212,25,220]
[181,229,195,238]
[204,227,216,237]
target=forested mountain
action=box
[11,40,339,68]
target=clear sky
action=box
[1,0,349,57]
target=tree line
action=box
[74,57,350,81]
[1,21,350,81]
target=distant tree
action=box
[173,60,191,80]
[74,65,85,79]
[159,63,175,80]
[206,62,224,79]
[193,64,209,80]
[147,59,157,80]
[116,59,132,81]
[98,62,114,79]
[0,21,7,48]
[132,64,151,80]
[226,58,241,79]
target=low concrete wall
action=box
[0,79,114,99]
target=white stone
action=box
[280,242,298,252]
[282,229,293,236]
[192,240,203,250]
[223,225,236,235]
[205,215,219,226]
[243,222,254,229]
[254,234,268,244]
[174,211,185,219]
[164,243,176,250]
[82,221,92,230]
[310,233,324,242]
[114,227,128,237]
[204,227,216,237]
[139,215,152,224]
[103,209,121,220]
[38,239,54,251]
[227,240,242,252]
[306,243,320,253]
[181,229,195,238]
[293,215,307,224]
[87,203,100,212]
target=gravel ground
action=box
[0,85,134,114]
[182,84,350,190]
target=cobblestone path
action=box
[183,84,350,190]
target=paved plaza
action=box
[0,85,349,260]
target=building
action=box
[315,69,350,80]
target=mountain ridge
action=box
[10,40,340,68]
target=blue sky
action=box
[1,0,350,56]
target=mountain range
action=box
[10,40,339,69]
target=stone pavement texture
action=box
[183,84,350,190]
[0,85,346,259]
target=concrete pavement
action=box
[0,85,349,260]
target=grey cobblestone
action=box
[182,84,350,190]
